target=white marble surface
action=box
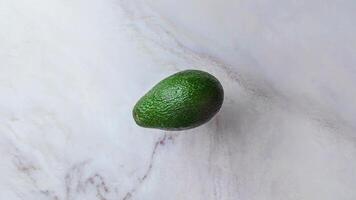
[1,0,356,199]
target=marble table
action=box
[1,0,356,199]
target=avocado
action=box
[133,70,224,130]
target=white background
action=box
[1,0,356,199]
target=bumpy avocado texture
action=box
[133,70,224,130]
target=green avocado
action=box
[133,70,224,130]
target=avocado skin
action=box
[133,70,224,130]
